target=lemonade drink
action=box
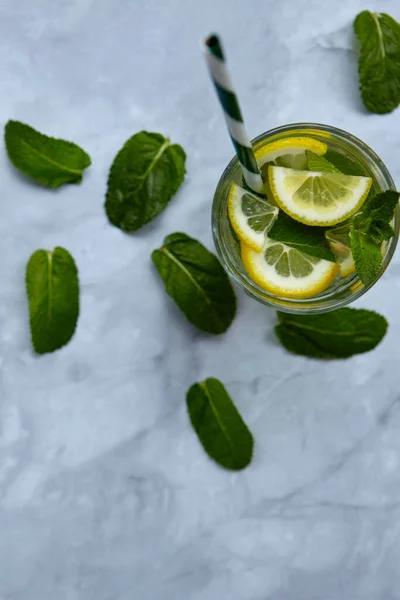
[212,123,398,313]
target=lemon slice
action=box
[242,239,339,299]
[228,184,279,252]
[269,166,372,226]
[255,136,327,169]
[325,224,355,277]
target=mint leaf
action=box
[105,131,186,232]
[306,151,341,173]
[274,153,308,169]
[268,212,335,262]
[275,323,337,359]
[370,220,395,241]
[354,11,400,114]
[325,222,351,247]
[26,247,79,354]
[275,308,388,359]
[352,212,372,233]
[152,232,236,335]
[350,190,398,282]
[5,120,91,188]
[324,150,366,176]
[186,378,254,470]
[350,228,382,285]
[362,190,399,225]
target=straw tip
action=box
[205,33,219,47]
[204,33,224,59]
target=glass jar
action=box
[212,123,399,314]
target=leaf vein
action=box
[160,247,212,305]
[20,138,82,176]
[200,381,235,450]
[46,250,53,321]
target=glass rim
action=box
[212,122,399,314]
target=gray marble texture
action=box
[1,0,400,598]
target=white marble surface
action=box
[1,0,400,598]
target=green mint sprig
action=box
[152,232,236,335]
[306,149,368,178]
[275,308,388,359]
[5,120,91,188]
[26,247,79,354]
[186,378,254,470]
[349,190,399,285]
[306,151,341,173]
[105,131,186,232]
[269,211,336,262]
[354,11,400,114]
[323,150,366,176]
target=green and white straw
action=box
[204,34,264,194]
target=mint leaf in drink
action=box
[152,233,236,335]
[26,247,79,354]
[186,378,253,470]
[105,131,186,232]
[268,212,335,262]
[352,212,372,233]
[5,120,91,188]
[275,308,388,359]
[325,222,351,248]
[361,190,399,226]
[370,221,395,241]
[349,228,382,285]
[274,153,308,170]
[354,11,400,114]
[324,150,366,176]
[306,151,341,173]
[349,190,398,283]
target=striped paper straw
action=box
[204,34,264,194]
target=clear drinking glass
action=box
[212,123,399,314]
